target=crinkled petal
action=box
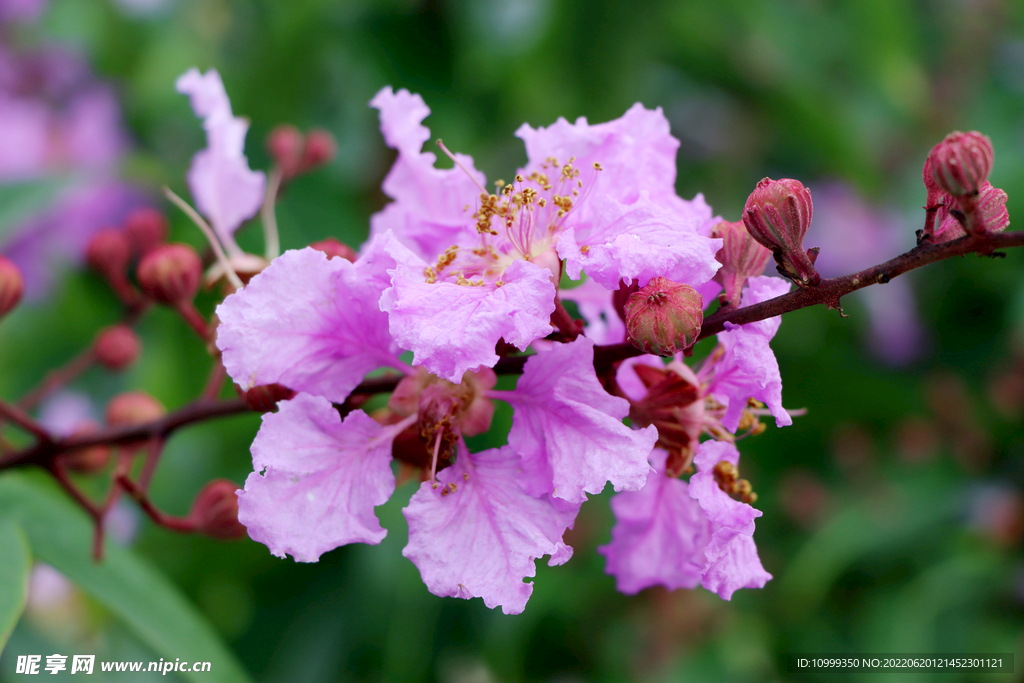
[515,103,681,205]
[176,67,265,242]
[689,440,771,600]
[369,87,485,261]
[402,445,579,615]
[558,192,721,290]
[598,450,711,593]
[380,235,554,382]
[216,238,401,403]
[238,394,398,562]
[710,276,791,430]
[700,529,772,600]
[502,337,657,504]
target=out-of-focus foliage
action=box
[1,0,1023,681]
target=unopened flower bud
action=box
[612,279,640,324]
[86,228,131,277]
[93,325,141,371]
[243,383,296,412]
[300,129,336,170]
[742,178,820,286]
[189,479,246,539]
[310,238,357,262]
[0,255,24,319]
[624,277,703,356]
[105,391,165,427]
[62,422,111,474]
[927,131,993,197]
[137,243,201,305]
[124,207,168,256]
[973,182,1009,235]
[267,124,304,178]
[711,220,771,306]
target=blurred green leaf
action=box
[0,471,253,683]
[0,517,30,654]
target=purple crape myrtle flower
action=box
[403,443,579,615]
[0,0,45,23]
[492,336,658,504]
[807,182,926,366]
[600,440,772,599]
[370,87,721,382]
[176,68,266,255]
[216,235,407,403]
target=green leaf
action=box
[0,471,253,683]
[0,517,30,654]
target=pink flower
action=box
[238,393,408,562]
[403,444,579,615]
[216,236,405,403]
[495,336,658,504]
[176,68,266,253]
[600,441,771,599]
[370,86,721,381]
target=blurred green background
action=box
[2,0,1024,681]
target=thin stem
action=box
[202,358,227,401]
[551,297,583,340]
[175,301,211,342]
[137,437,165,492]
[118,475,196,533]
[163,187,244,290]
[0,398,52,442]
[262,168,282,261]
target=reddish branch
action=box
[1,229,1022,479]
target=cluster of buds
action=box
[0,255,24,321]
[86,207,170,307]
[921,131,1009,242]
[742,178,820,287]
[624,277,703,356]
[267,125,337,183]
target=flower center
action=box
[430,141,602,286]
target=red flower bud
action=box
[93,325,142,371]
[0,255,24,319]
[711,220,771,306]
[137,243,201,305]
[189,479,246,539]
[62,422,111,474]
[625,277,703,356]
[243,383,296,412]
[124,208,168,256]
[105,391,165,427]
[310,238,357,262]
[267,124,304,178]
[742,178,820,286]
[300,129,336,170]
[86,228,131,277]
[927,131,993,197]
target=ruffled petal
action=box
[502,337,657,504]
[216,237,401,403]
[380,236,554,382]
[237,394,399,562]
[709,276,792,430]
[515,103,681,205]
[402,445,579,615]
[558,192,721,290]
[598,450,711,594]
[369,87,485,261]
[689,441,772,600]
[176,67,265,243]
[559,277,626,346]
